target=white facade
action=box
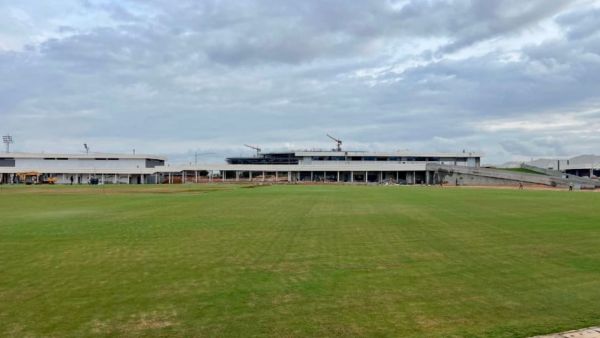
[0,149,482,185]
[0,152,165,184]
[526,154,600,178]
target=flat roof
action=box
[292,150,482,157]
[0,152,166,161]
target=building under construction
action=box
[1,139,598,189]
[0,148,481,185]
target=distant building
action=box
[0,149,482,185]
[526,155,600,178]
[0,152,165,184]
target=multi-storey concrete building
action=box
[526,155,600,178]
[0,152,165,184]
[218,150,481,184]
[0,148,482,185]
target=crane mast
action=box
[244,144,261,157]
[326,134,342,151]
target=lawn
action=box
[1,184,599,337]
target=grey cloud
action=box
[556,6,600,41]
[0,0,599,164]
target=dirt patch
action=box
[532,326,600,337]
[89,310,178,335]
[241,184,272,189]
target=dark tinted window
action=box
[0,158,15,167]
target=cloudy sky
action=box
[1,0,599,164]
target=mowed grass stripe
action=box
[0,185,599,337]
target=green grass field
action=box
[1,184,599,337]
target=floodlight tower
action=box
[83,143,89,154]
[244,144,261,157]
[2,135,13,153]
[327,134,342,151]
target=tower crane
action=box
[326,134,342,152]
[244,144,261,157]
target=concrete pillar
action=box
[195,171,198,183]
[379,171,382,183]
[310,171,313,181]
[351,171,354,183]
[396,171,399,183]
[182,171,185,184]
[365,171,368,183]
[155,173,158,184]
[337,171,340,182]
[101,174,104,184]
[288,171,291,182]
[209,171,213,183]
[275,171,278,182]
[249,171,253,181]
[426,171,430,185]
[413,171,416,185]
[141,174,145,184]
[262,171,265,182]
[114,175,117,184]
[169,172,172,184]
[128,174,131,184]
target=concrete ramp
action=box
[531,326,600,337]
[427,164,600,189]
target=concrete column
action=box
[426,171,430,185]
[337,171,340,182]
[365,171,368,183]
[209,171,213,183]
[155,173,158,184]
[128,174,131,184]
[262,171,265,182]
[396,171,399,183]
[249,171,253,181]
[182,171,185,184]
[195,171,198,183]
[288,171,291,182]
[275,171,278,182]
[413,171,416,184]
[310,171,313,181]
[114,175,117,184]
[351,171,354,183]
[379,171,382,183]
[141,174,145,184]
[169,172,172,184]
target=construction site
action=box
[1,135,599,190]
